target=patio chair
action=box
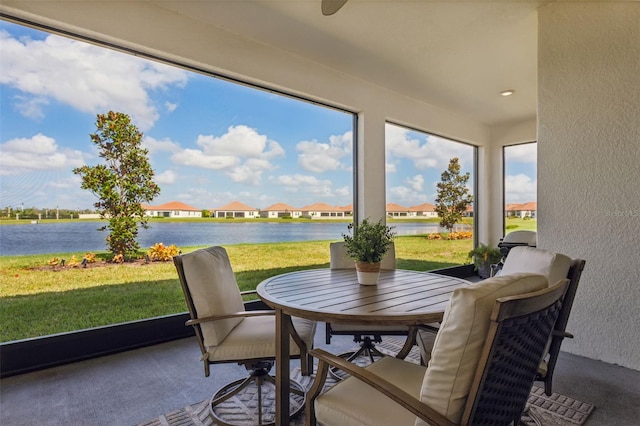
[305,273,568,426]
[491,230,537,276]
[535,256,585,395]
[173,246,317,425]
[325,242,408,376]
[420,245,585,395]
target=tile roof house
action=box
[340,204,353,216]
[300,202,350,219]
[212,201,259,219]
[142,201,202,218]
[386,203,410,217]
[408,202,438,218]
[259,202,302,219]
[463,203,474,217]
[506,202,537,218]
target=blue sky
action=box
[0,21,535,211]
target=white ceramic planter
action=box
[356,270,380,285]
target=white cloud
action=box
[196,125,282,158]
[505,143,537,163]
[386,162,397,173]
[385,123,473,171]
[296,130,352,173]
[155,170,178,184]
[171,148,238,169]
[334,186,350,197]
[171,125,285,185]
[388,185,429,206]
[14,95,49,120]
[0,133,87,175]
[406,174,424,191]
[389,186,414,200]
[505,173,537,203]
[227,158,273,185]
[270,174,336,197]
[143,136,181,154]
[47,175,82,189]
[165,101,178,112]
[0,29,188,131]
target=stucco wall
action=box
[538,3,640,370]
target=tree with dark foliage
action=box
[73,111,160,258]
[435,157,473,235]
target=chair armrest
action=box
[240,289,258,296]
[185,310,274,326]
[552,330,574,339]
[308,348,455,426]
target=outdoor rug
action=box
[136,338,594,426]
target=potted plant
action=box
[342,218,396,285]
[468,243,502,279]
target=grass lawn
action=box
[0,218,535,342]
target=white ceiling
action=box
[153,0,545,126]
[0,0,546,126]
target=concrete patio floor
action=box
[1,324,638,425]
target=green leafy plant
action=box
[468,243,502,271]
[435,157,474,233]
[73,111,161,259]
[342,218,396,263]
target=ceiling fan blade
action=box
[322,0,348,16]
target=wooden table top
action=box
[257,268,470,325]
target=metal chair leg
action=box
[209,363,306,426]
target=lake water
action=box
[0,221,470,256]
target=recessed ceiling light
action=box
[500,90,515,97]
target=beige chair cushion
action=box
[330,241,355,269]
[329,241,400,333]
[416,272,549,425]
[499,246,571,288]
[316,356,426,426]
[329,241,396,270]
[381,243,396,269]
[206,315,316,362]
[182,246,245,347]
[502,230,537,245]
[419,246,570,373]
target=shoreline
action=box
[0,217,443,226]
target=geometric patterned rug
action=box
[136,338,594,426]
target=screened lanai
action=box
[1,1,638,424]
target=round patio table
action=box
[257,268,470,425]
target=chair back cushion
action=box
[502,230,537,245]
[182,246,245,347]
[330,242,355,269]
[500,246,572,288]
[330,241,396,269]
[381,243,396,269]
[416,272,548,425]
